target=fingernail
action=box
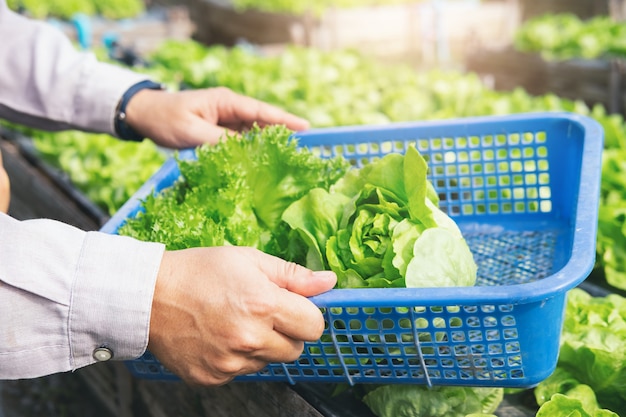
[312,271,336,280]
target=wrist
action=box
[115,80,165,141]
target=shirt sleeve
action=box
[0,0,149,135]
[0,212,165,379]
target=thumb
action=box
[257,252,336,297]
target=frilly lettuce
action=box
[282,145,477,288]
[118,125,350,253]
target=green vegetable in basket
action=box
[282,146,477,288]
[118,124,350,255]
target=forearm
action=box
[0,1,148,135]
[0,213,164,379]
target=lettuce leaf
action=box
[536,394,618,417]
[533,369,619,417]
[552,289,626,416]
[119,125,350,256]
[596,148,626,291]
[282,145,477,288]
[534,367,619,416]
[405,227,478,288]
[362,385,502,417]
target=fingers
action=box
[226,92,310,132]
[252,328,305,364]
[181,117,233,146]
[124,86,309,149]
[148,246,334,386]
[249,250,335,342]
[209,87,309,132]
[277,266,337,297]
[271,288,327,342]
[253,250,337,296]
[183,356,270,387]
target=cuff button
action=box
[93,347,114,362]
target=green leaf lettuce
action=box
[282,145,477,288]
[362,385,502,417]
[553,289,626,415]
[119,125,350,255]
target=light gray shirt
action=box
[0,0,166,379]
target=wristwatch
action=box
[114,80,165,141]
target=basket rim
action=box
[102,112,604,307]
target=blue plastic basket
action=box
[101,112,603,388]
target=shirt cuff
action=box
[68,231,165,370]
[73,61,149,135]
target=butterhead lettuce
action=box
[361,385,502,417]
[534,368,619,417]
[554,289,626,415]
[282,145,477,288]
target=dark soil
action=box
[0,373,110,417]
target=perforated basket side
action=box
[125,293,567,386]
[237,294,567,387]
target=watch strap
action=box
[114,80,165,141]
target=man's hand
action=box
[148,246,336,386]
[125,87,310,149]
[0,147,10,213]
